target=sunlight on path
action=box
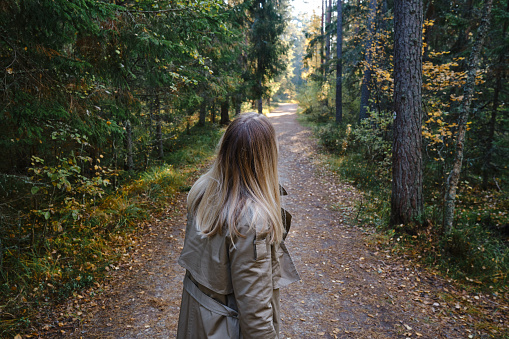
[68,103,501,339]
[267,102,298,117]
[268,103,486,339]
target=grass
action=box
[0,122,223,337]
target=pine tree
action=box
[390,0,424,228]
[248,0,288,113]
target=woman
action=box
[177,112,300,338]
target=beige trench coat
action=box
[177,207,300,338]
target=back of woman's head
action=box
[188,112,284,243]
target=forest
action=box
[298,0,508,290]
[1,0,508,336]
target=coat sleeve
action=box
[228,224,277,339]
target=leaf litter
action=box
[25,103,507,338]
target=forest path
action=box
[61,103,503,338]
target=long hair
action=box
[187,112,284,243]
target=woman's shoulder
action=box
[233,205,271,240]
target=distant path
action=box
[61,103,503,338]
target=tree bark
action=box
[482,0,508,190]
[220,98,230,125]
[390,0,424,228]
[155,95,164,159]
[0,238,3,274]
[321,0,325,73]
[482,73,501,190]
[444,0,494,232]
[198,99,207,126]
[359,0,377,121]
[125,119,134,171]
[335,0,343,124]
[146,92,154,168]
[211,102,216,124]
[325,0,332,73]
[234,94,242,116]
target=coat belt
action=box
[184,274,239,318]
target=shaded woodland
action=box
[1,0,508,336]
[299,0,508,291]
[0,0,291,335]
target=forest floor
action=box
[34,103,507,338]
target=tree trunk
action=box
[325,0,332,73]
[220,98,230,125]
[258,97,263,114]
[146,92,154,169]
[198,99,206,126]
[359,0,377,121]
[335,0,343,124]
[451,0,474,54]
[157,108,163,161]
[0,237,3,274]
[211,102,216,124]
[321,0,325,73]
[444,0,494,232]
[390,0,424,228]
[155,95,163,159]
[234,94,242,116]
[125,120,134,171]
[482,73,501,190]
[482,0,508,190]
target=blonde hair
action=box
[187,112,284,243]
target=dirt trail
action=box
[55,103,505,338]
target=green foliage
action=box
[297,0,509,293]
[441,222,508,286]
[301,108,509,291]
[0,0,268,334]
[0,120,223,336]
[246,0,289,101]
[351,108,392,167]
[165,124,223,166]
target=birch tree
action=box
[443,0,494,232]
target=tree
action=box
[443,0,494,233]
[481,0,508,190]
[359,0,377,121]
[390,0,424,228]
[248,0,288,113]
[325,0,332,73]
[220,99,230,125]
[335,0,343,124]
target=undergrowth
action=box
[0,122,223,337]
[298,110,509,296]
